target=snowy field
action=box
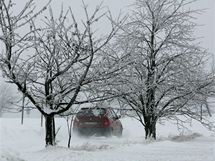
[0,117,214,161]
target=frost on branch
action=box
[0,0,124,146]
[108,0,215,139]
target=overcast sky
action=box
[0,0,214,83]
[13,0,215,49]
[11,0,215,53]
[46,0,215,55]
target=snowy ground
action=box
[0,117,214,161]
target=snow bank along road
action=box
[0,117,214,161]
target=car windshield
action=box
[77,108,106,117]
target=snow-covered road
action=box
[0,117,214,161]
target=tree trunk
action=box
[45,115,56,146]
[41,114,44,127]
[21,95,25,125]
[66,116,73,148]
[144,119,156,140]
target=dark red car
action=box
[73,107,123,137]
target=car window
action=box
[92,108,105,116]
[77,108,106,117]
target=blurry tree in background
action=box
[0,0,124,146]
[109,0,215,139]
[0,81,17,116]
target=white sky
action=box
[0,0,214,83]
[42,0,215,55]
[10,0,215,55]
[12,0,215,51]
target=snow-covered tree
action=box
[0,0,123,146]
[110,0,215,139]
